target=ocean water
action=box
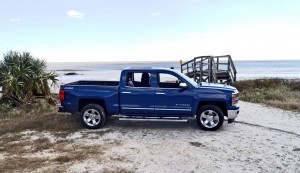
[47,60,300,88]
[2,60,297,96]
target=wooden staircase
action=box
[180,55,237,84]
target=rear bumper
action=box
[58,106,66,112]
[228,109,239,120]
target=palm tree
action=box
[0,51,58,105]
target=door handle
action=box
[156,92,165,95]
[122,91,131,94]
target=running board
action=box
[117,115,189,122]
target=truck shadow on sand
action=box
[104,117,213,131]
[67,114,228,132]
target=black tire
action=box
[196,105,224,131]
[80,104,106,129]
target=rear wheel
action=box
[80,104,106,129]
[196,105,224,131]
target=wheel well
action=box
[198,101,228,117]
[78,99,106,113]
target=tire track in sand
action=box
[234,120,300,137]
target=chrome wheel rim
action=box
[200,110,219,128]
[83,109,101,126]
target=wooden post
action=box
[186,63,189,77]
[227,57,230,72]
[208,57,212,83]
[217,57,219,71]
[200,58,203,83]
[180,60,183,73]
[193,58,196,81]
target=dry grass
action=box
[33,137,54,152]
[0,136,53,156]
[0,140,31,154]
[0,136,52,172]
[0,97,132,172]
[233,78,300,112]
[0,132,123,172]
[0,156,50,172]
[0,99,83,136]
[53,155,74,163]
[0,98,124,172]
[101,167,135,173]
[0,112,82,137]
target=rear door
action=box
[154,72,194,116]
[120,71,155,115]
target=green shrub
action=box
[233,78,300,112]
[0,103,12,112]
[0,51,58,105]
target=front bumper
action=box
[228,109,239,120]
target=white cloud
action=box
[152,12,160,16]
[10,18,20,22]
[67,10,84,19]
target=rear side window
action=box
[126,72,151,87]
[158,73,181,88]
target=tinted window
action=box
[126,72,151,87]
[158,73,181,88]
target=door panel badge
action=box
[175,104,190,107]
[64,87,74,90]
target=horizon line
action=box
[46,59,300,63]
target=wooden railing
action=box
[181,55,237,84]
[213,55,237,83]
[181,56,211,83]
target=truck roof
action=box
[124,67,177,72]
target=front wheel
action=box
[80,104,106,129]
[196,105,224,131]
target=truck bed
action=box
[66,80,119,86]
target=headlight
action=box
[232,92,239,106]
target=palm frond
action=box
[0,50,59,104]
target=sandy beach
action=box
[1,101,299,172]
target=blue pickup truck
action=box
[58,68,239,131]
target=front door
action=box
[154,72,194,116]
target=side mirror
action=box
[179,83,188,89]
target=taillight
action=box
[59,90,65,101]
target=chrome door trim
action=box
[121,91,131,94]
[154,108,191,111]
[122,107,155,110]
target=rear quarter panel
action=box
[60,85,119,114]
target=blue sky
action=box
[0,0,300,62]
